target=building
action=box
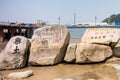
[112,22,120,27]
[77,22,108,27]
[0,24,38,42]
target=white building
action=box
[77,22,108,27]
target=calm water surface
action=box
[68,28,86,38]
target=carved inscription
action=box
[41,40,48,48]
[14,37,21,45]
[13,37,21,54]
[35,27,62,43]
[13,46,20,54]
[88,29,117,40]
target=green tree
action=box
[102,13,120,24]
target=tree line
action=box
[102,13,120,24]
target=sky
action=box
[0,0,120,24]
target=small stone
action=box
[54,78,63,80]
[8,70,33,79]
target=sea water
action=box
[68,28,86,38]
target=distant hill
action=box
[102,13,120,24]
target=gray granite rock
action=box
[64,44,76,63]
[0,36,30,70]
[75,43,113,63]
[8,70,33,79]
[29,24,70,65]
[81,28,120,47]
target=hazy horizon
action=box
[1,0,120,24]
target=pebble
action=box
[8,70,33,79]
[54,77,74,80]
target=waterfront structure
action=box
[77,22,108,27]
[0,24,38,42]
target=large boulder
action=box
[64,44,77,63]
[0,36,30,70]
[75,43,113,63]
[29,24,70,65]
[81,28,120,47]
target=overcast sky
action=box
[0,0,120,24]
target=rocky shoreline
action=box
[1,25,120,80]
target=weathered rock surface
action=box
[64,44,76,63]
[75,43,113,63]
[81,28,120,47]
[113,39,120,57]
[0,36,30,70]
[106,57,120,63]
[29,24,70,65]
[8,70,33,79]
[0,73,3,80]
